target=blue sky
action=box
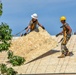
[0,0,76,35]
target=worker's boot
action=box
[58,53,65,58]
[66,51,70,56]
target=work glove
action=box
[56,33,60,37]
[24,33,27,36]
[42,26,45,29]
[21,33,27,37]
[25,26,28,30]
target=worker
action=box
[56,16,72,58]
[21,13,45,36]
[26,13,45,32]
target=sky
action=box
[0,0,76,36]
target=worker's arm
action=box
[26,21,32,33]
[56,31,63,37]
[26,26,31,33]
[38,22,45,29]
[65,25,72,34]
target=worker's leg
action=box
[65,34,71,56]
[61,44,69,56]
[58,43,66,58]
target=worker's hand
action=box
[24,33,27,36]
[25,26,28,30]
[56,33,60,37]
[42,26,45,29]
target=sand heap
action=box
[9,27,57,63]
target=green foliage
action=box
[0,41,10,51]
[0,64,17,75]
[7,67,17,75]
[7,50,25,66]
[0,22,12,51]
[0,2,3,16]
[7,50,13,59]
[0,64,7,74]
[9,56,25,66]
[0,22,12,41]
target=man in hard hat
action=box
[26,13,45,33]
[56,16,72,58]
[21,13,45,36]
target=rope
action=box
[13,26,28,36]
[14,29,25,36]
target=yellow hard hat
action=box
[60,16,66,21]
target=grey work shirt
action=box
[29,20,39,31]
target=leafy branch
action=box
[8,50,25,66]
[0,64,17,75]
[0,22,12,51]
[0,1,3,16]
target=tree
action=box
[0,22,12,51]
[0,0,3,16]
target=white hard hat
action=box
[31,13,38,19]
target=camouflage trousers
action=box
[61,34,71,55]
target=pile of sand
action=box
[9,27,57,63]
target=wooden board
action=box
[9,27,58,63]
